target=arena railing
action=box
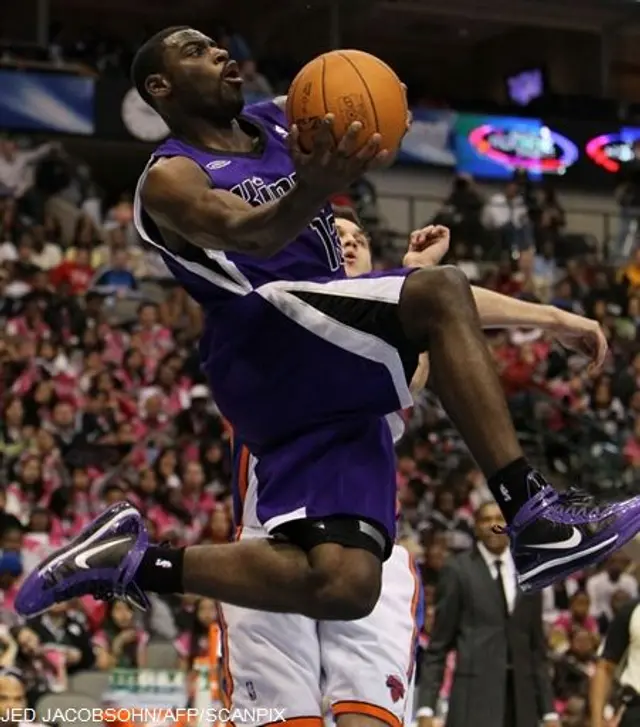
[376,191,620,258]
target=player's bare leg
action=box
[15,503,381,620]
[397,264,640,591]
[180,539,381,619]
[399,266,522,479]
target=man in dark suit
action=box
[416,501,558,727]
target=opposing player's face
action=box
[335,218,372,277]
[159,29,244,119]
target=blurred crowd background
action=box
[2,0,640,726]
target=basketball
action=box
[285,49,407,154]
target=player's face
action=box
[158,29,244,119]
[335,218,372,277]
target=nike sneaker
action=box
[15,502,149,618]
[508,477,640,593]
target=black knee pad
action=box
[272,516,392,561]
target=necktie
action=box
[495,559,510,617]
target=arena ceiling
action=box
[0,0,628,55]
[43,0,640,35]
[5,0,640,89]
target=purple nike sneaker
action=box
[508,476,640,593]
[15,502,149,618]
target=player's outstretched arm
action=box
[142,156,328,258]
[470,286,607,373]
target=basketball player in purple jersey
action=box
[15,26,640,621]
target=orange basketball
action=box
[285,49,407,154]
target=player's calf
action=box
[275,517,386,620]
[305,543,381,620]
[15,506,385,621]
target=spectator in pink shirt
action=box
[153,447,180,490]
[153,358,189,416]
[200,439,230,490]
[134,388,170,441]
[117,348,147,391]
[174,597,217,670]
[6,295,51,343]
[23,508,64,569]
[550,591,599,654]
[93,600,149,670]
[48,485,93,541]
[5,456,49,524]
[201,505,233,545]
[148,487,196,545]
[128,468,158,514]
[0,396,28,464]
[624,415,640,467]
[180,461,216,527]
[133,303,173,378]
[0,553,23,611]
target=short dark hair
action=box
[332,205,362,228]
[130,26,189,107]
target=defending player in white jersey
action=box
[222,444,421,727]
[220,217,451,727]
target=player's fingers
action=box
[367,149,390,170]
[355,134,382,163]
[287,125,303,157]
[595,330,608,371]
[430,225,449,243]
[409,230,421,249]
[336,122,363,157]
[415,227,431,246]
[312,115,336,159]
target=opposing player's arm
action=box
[273,96,287,110]
[471,286,607,372]
[142,156,327,258]
[470,286,561,329]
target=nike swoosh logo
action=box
[74,537,131,569]
[529,527,583,550]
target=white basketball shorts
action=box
[219,529,420,727]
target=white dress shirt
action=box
[416,545,558,722]
[477,542,517,614]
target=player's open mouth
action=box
[223,62,244,85]
[344,252,356,262]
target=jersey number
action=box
[310,215,343,272]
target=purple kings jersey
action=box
[133,100,345,309]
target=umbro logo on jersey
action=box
[206,160,232,170]
[274,125,288,138]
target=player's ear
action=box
[146,74,171,101]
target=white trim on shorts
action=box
[256,277,413,412]
[263,506,308,533]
